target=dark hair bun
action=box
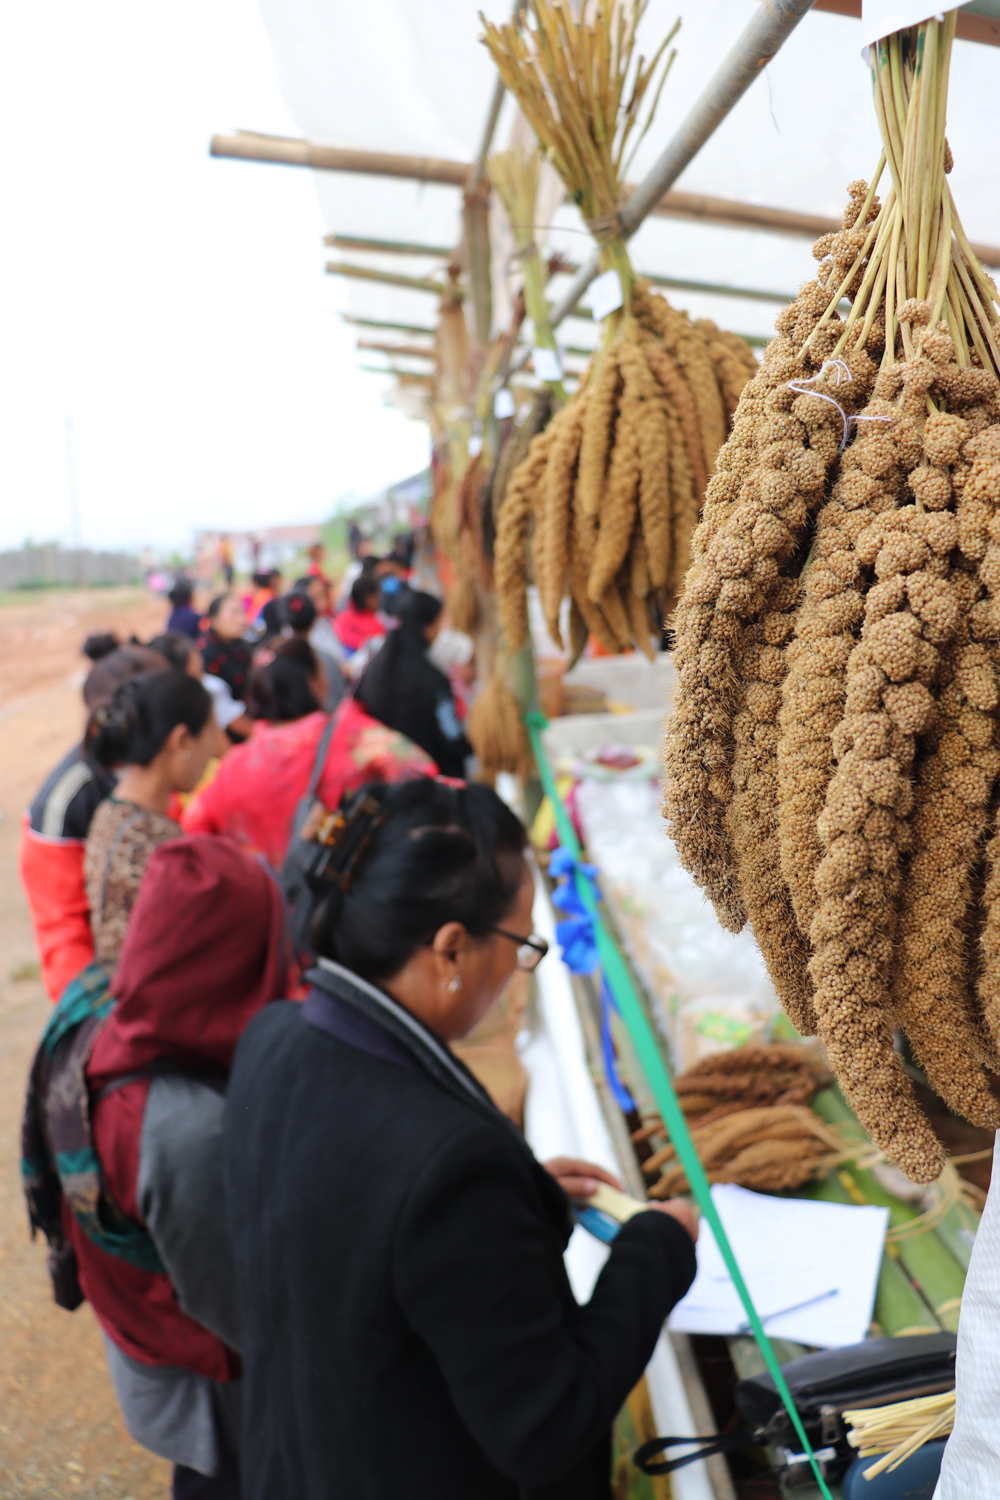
[282,592,317,632]
[90,668,212,768]
[82,632,120,662]
[310,779,527,981]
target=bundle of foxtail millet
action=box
[482,0,756,663]
[665,12,1000,1183]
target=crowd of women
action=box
[17,554,698,1500]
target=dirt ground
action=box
[0,588,172,1499]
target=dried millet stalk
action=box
[621,340,672,590]
[893,609,1000,1127]
[777,416,900,937]
[641,337,709,507]
[697,318,759,425]
[957,423,1000,1052]
[636,288,727,479]
[727,599,818,1036]
[588,395,640,602]
[664,294,867,933]
[577,349,621,518]
[808,394,956,1180]
[494,422,555,651]
[540,396,586,647]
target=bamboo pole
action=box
[324,261,455,295]
[640,269,797,303]
[211,130,1000,266]
[356,339,436,359]
[325,233,454,257]
[341,315,438,337]
[358,365,434,384]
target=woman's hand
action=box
[649,1198,699,1243]
[543,1157,624,1200]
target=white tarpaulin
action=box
[249,1,1000,363]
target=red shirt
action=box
[334,604,386,654]
[181,698,435,869]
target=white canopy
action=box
[251,1,1000,375]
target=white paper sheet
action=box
[532,346,563,382]
[669,1184,889,1349]
[589,267,624,322]
[861,2,961,52]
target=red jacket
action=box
[71,836,286,1376]
[20,743,115,1000]
[181,698,435,869]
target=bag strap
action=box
[93,1058,227,1103]
[633,1431,765,1476]
[306,716,338,800]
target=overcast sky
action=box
[0,0,430,555]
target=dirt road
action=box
[0,589,172,1499]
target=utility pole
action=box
[65,415,85,585]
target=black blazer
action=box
[223,963,696,1500]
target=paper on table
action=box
[669,1183,889,1349]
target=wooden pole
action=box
[324,261,455,295]
[325,233,454,258]
[211,131,1000,267]
[341,315,438,337]
[356,339,436,359]
[210,131,468,185]
[358,365,434,384]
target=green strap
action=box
[525,712,834,1500]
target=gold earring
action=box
[446,976,462,992]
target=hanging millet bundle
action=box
[665,12,1000,1182]
[482,0,757,663]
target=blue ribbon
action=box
[549,846,636,1116]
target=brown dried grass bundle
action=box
[484,1,757,659]
[664,15,1000,1182]
[467,671,532,780]
[645,1105,836,1197]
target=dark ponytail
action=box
[247,641,320,723]
[310,779,528,982]
[91,669,212,768]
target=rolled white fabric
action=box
[934,1132,1000,1498]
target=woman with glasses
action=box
[223,777,697,1500]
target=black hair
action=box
[83,644,168,713]
[251,571,271,589]
[167,578,193,607]
[310,779,528,981]
[292,576,315,593]
[246,644,319,723]
[359,556,379,576]
[147,632,196,671]
[82,632,120,663]
[260,597,283,638]
[207,592,232,620]
[350,577,380,611]
[275,635,319,676]
[281,591,317,633]
[90,669,213,768]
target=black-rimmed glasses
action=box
[491,927,550,972]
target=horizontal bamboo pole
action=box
[325,233,454,258]
[211,131,468,185]
[213,130,1000,266]
[341,315,438,337]
[324,261,453,295]
[641,269,796,303]
[356,338,436,359]
[358,365,433,384]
